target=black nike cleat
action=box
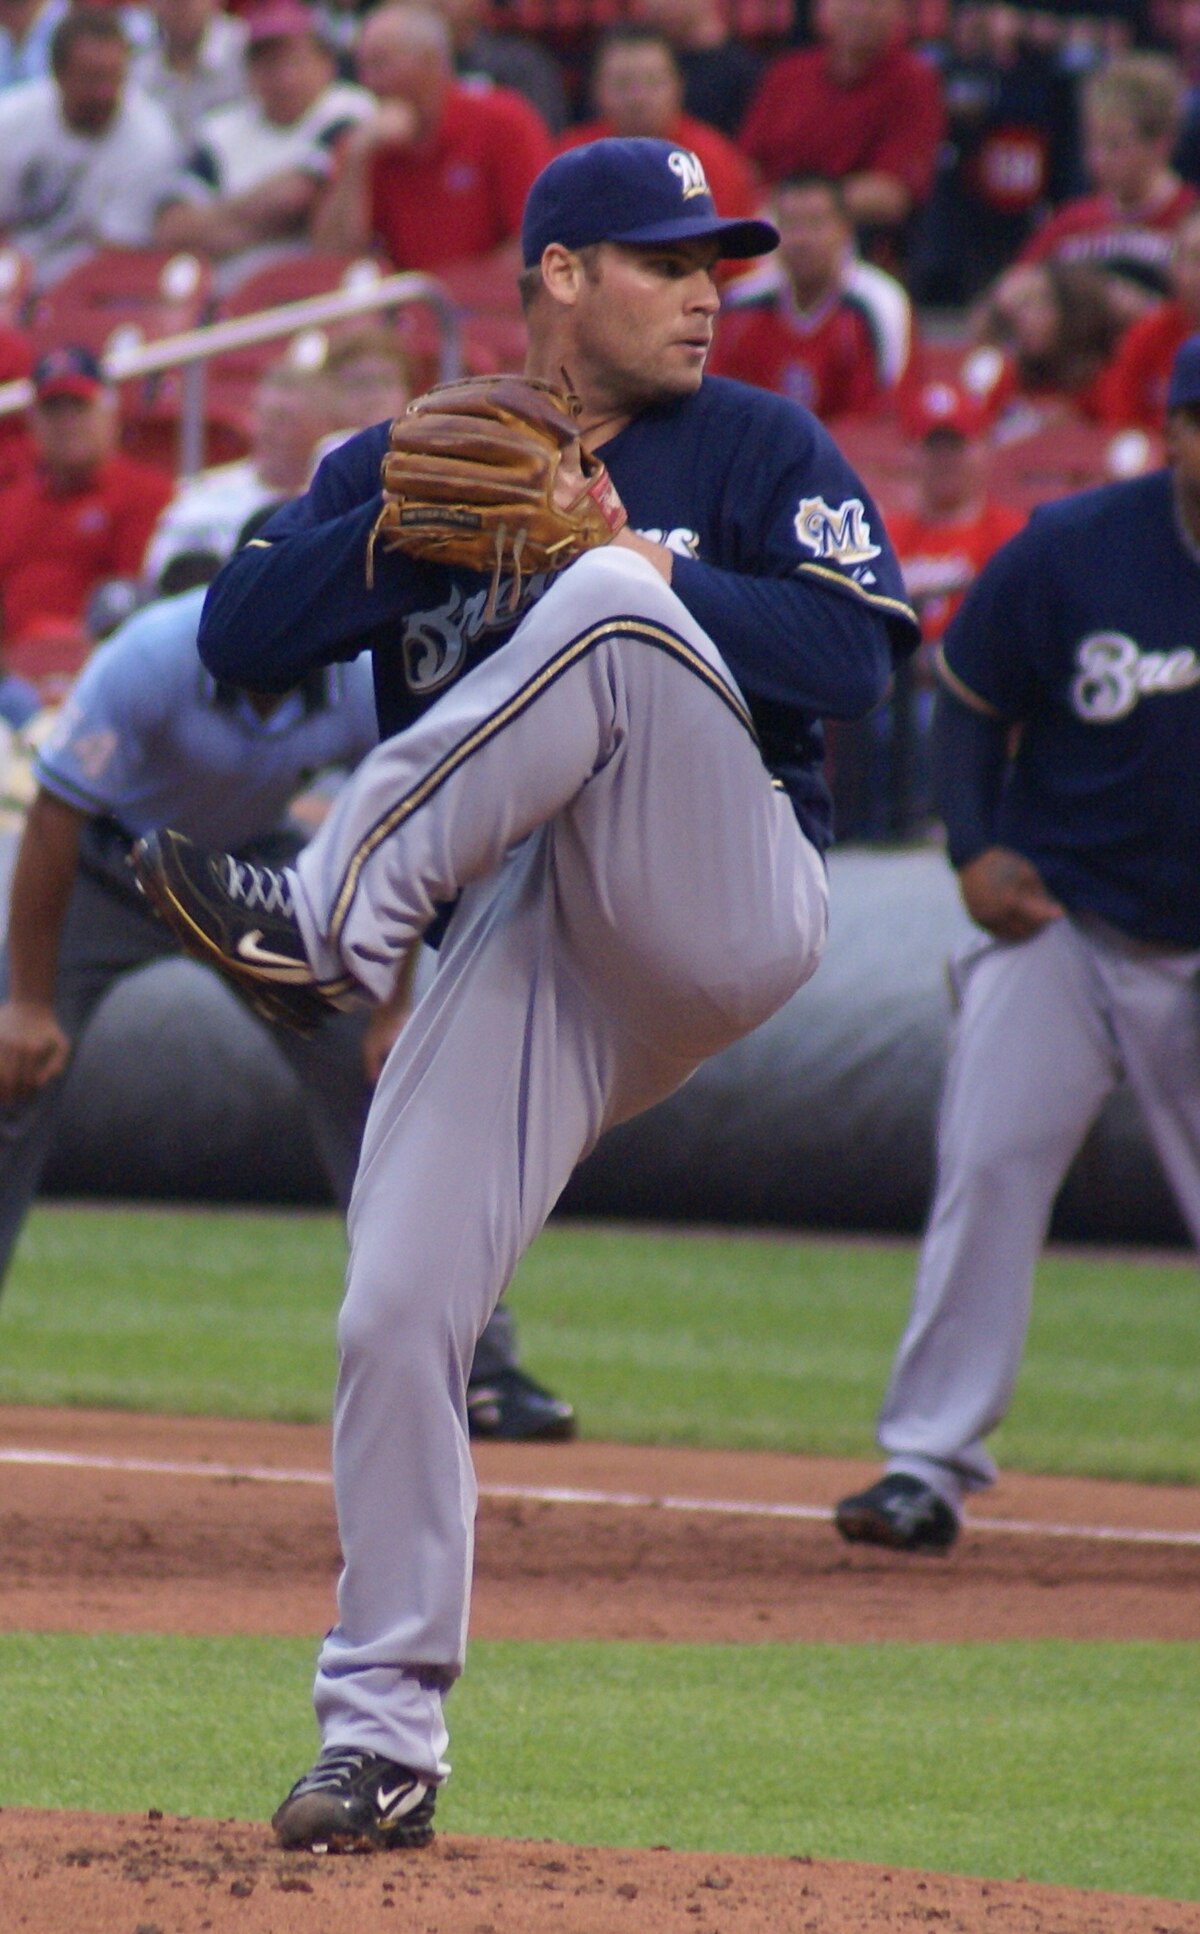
[834,1473,959,1554]
[466,1366,577,1441]
[272,1746,437,1853]
[131,828,355,1035]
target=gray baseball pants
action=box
[878,912,1200,1508]
[290,549,829,1778]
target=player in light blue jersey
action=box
[0,578,574,1438]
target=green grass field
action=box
[1,1205,1197,1898]
[0,1634,1195,1898]
[3,1205,1198,1481]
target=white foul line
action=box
[1,1445,1198,1549]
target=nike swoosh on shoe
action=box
[235,930,314,977]
[375,1782,428,1818]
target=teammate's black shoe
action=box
[272,1746,437,1853]
[466,1366,577,1441]
[834,1473,959,1554]
[131,828,354,1036]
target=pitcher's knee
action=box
[551,544,684,628]
[721,946,821,1037]
[336,1265,445,1372]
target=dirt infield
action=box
[2,1404,1198,1932]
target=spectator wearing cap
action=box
[709,174,912,419]
[832,380,1024,840]
[312,2,551,272]
[0,8,183,289]
[132,0,250,146]
[0,349,173,685]
[153,0,373,278]
[556,26,759,243]
[886,383,1024,653]
[1102,202,1200,431]
[739,0,945,258]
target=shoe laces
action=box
[220,855,295,919]
[300,1747,382,1794]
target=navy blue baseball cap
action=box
[521,138,779,268]
[1166,332,1200,410]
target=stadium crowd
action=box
[0,0,1197,829]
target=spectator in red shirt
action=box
[709,174,913,418]
[0,347,173,685]
[558,25,760,234]
[830,377,1023,840]
[312,1,552,273]
[1013,53,1197,318]
[1101,202,1200,429]
[738,0,945,250]
[886,380,1024,651]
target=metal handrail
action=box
[0,268,462,475]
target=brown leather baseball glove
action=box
[367,374,627,615]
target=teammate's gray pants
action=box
[879,913,1200,1508]
[0,868,519,1391]
[291,549,829,1779]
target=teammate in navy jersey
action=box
[133,137,918,1850]
[836,333,1200,1557]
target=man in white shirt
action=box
[0,7,182,287]
[131,0,249,145]
[154,0,371,275]
[142,359,335,587]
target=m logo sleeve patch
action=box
[793,495,881,567]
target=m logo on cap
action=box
[667,149,709,201]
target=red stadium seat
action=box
[27,248,213,360]
[214,252,464,396]
[216,249,387,324]
[435,253,525,320]
[829,417,916,517]
[210,252,389,387]
[987,415,1122,513]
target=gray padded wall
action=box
[562,849,1187,1244]
[2,831,1186,1242]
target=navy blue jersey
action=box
[199,375,918,851]
[939,470,1200,945]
